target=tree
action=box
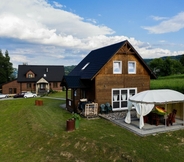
[171,59,184,74]
[179,54,184,66]
[149,57,184,77]
[162,57,173,76]
[148,58,164,76]
[0,50,14,88]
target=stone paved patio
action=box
[60,104,184,136]
[99,110,184,136]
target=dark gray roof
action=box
[17,65,64,82]
[69,40,156,80]
[62,76,88,89]
[69,40,127,79]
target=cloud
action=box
[0,0,183,69]
[142,12,184,34]
[150,16,168,21]
[0,0,114,43]
[52,1,64,8]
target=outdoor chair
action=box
[105,103,112,113]
[100,104,107,114]
[166,109,177,126]
[150,113,160,126]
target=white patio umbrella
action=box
[125,89,184,129]
[129,89,184,104]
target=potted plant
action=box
[66,118,75,131]
[72,113,81,129]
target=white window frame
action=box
[113,61,122,74]
[111,88,137,111]
[128,61,136,74]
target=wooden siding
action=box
[95,74,150,106]
[94,45,151,107]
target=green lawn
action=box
[48,90,70,98]
[151,74,184,93]
[1,96,184,162]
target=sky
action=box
[1,0,184,68]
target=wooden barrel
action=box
[66,119,75,131]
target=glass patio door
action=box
[112,88,137,111]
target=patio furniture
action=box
[167,109,177,126]
[150,112,165,126]
[100,104,107,114]
[143,115,149,123]
[105,103,112,113]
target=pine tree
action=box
[0,49,14,88]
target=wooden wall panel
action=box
[95,73,150,106]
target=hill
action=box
[144,54,183,64]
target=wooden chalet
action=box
[61,40,156,113]
[3,65,64,95]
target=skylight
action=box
[81,62,90,70]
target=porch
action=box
[99,110,184,136]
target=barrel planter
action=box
[35,100,43,106]
[66,119,75,131]
[35,100,38,105]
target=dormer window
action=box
[26,71,35,78]
[26,70,35,78]
[113,61,122,74]
[81,62,90,70]
[28,73,33,78]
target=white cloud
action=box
[1,0,183,69]
[52,1,63,8]
[151,15,168,21]
[143,12,184,34]
[0,0,114,43]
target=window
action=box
[9,88,12,94]
[113,61,122,74]
[28,73,33,78]
[82,62,90,70]
[112,88,137,110]
[53,82,58,88]
[40,83,46,90]
[13,88,17,93]
[27,83,32,88]
[128,61,136,74]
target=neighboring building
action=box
[61,40,156,113]
[3,65,64,95]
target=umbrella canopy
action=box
[129,89,184,104]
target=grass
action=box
[48,90,71,98]
[1,95,184,162]
[151,74,184,93]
